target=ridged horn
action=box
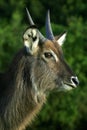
[26,8,46,43]
[46,10,54,40]
[39,32,47,43]
[26,8,35,26]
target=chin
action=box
[57,83,75,92]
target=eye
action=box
[44,52,53,58]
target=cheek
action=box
[47,62,65,84]
[48,61,60,73]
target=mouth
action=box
[63,83,74,91]
[56,76,79,92]
[58,81,77,92]
[63,82,77,88]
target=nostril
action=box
[71,76,79,86]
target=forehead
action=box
[42,40,63,55]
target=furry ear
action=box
[56,33,67,46]
[23,28,39,55]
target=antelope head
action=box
[23,9,79,96]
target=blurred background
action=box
[0,0,87,130]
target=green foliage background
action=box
[0,0,87,130]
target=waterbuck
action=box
[0,9,79,130]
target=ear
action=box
[56,33,67,46]
[23,28,39,55]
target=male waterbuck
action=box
[0,9,79,130]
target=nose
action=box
[71,76,79,87]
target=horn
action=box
[26,8,35,26]
[39,32,47,43]
[26,8,46,43]
[46,10,54,40]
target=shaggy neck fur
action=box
[0,48,46,130]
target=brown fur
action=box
[0,48,46,130]
[0,32,78,130]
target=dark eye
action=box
[44,52,53,58]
